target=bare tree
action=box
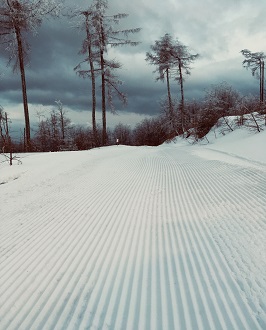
[203,82,240,133]
[0,106,10,152]
[0,107,18,165]
[146,34,175,130]
[33,103,72,152]
[55,100,70,143]
[146,34,199,134]
[0,0,62,150]
[73,0,140,146]
[74,7,99,146]
[91,0,140,145]
[34,116,50,151]
[236,95,265,131]
[112,123,132,145]
[133,117,167,146]
[170,40,199,133]
[159,96,181,137]
[241,49,265,103]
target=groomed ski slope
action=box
[0,140,266,329]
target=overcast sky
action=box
[1,0,266,134]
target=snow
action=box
[201,127,266,164]
[0,126,266,329]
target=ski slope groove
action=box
[0,145,265,329]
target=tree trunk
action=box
[60,111,65,141]
[15,25,31,151]
[100,20,107,146]
[260,60,262,103]
[261,60,264,103]
[101,50,107,145]
[178,60,185,133]
[166,68,174,130]
[8,136,12,165]
[91,65,97,146]
[85,14,97,146]
[251,112,261,132]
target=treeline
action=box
[0,1,265,154]
[0,0,140,150]
[1,81,265,154]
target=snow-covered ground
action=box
[0,126,265,329]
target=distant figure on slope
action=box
[116,138,119,146]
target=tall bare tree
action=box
[0,0,62,150]
[170,40,199,133]
[241,49,265,103]
[74,0,140,146]
[146,34,199,133]
[91,0,140,145]
[74,7,99,146]
[146,34,175,131]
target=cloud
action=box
[1,0,265,130]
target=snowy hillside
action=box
[201,120,266,164]
[0,127,265,329]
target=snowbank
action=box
[0,123,265,330]
[167,116,266,165]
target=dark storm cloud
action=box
[1,0,266,124]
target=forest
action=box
[0,0,265,154]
